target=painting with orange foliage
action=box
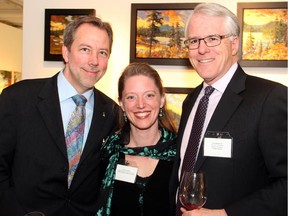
[130,3,197,66]
[237,2,287,67]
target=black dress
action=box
[111,155,174,216]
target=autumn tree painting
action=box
[242,8,287,61]
[135,9,192,59]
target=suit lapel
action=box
[35,75,117,191]
[195,66,247,171]
[79,89,109,163]
[36,73,67,158]
[70,89,116,191]
[37,80,114,163]
[177,86,202,143]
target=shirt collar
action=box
[204,62,238,93]
[57,70,94,105]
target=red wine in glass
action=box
[179,171,207,210]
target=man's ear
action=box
[231,36,240,56]
[62,45,69,63]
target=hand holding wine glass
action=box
[179,170,207,210]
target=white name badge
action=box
[204,137,232,158]
[115,164,138,183]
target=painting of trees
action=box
[146,10,163,57]
[135,9,192,59]
[242,8,287,61]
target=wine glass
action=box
[178,170,207,210]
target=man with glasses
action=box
[170,3,287,216]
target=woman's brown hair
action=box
[118,62,177,133]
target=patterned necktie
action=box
[181,85,215,172]
[66,94,87,188]
[176,86,214,215]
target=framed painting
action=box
[237,2,287,67]
[165,87,193,130]
[44,9,96,61]
[130,3,198,66]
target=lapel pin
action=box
[103,112,106,117]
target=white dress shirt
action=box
[178,63,238,179]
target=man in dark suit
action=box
[170,3,287,216]
[0,16,119,215]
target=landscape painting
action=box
[165,87,193,130]
[130,3,197,66]
[238,2,287,67]
[135,9,190,59]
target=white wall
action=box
[23,0,288,101]
[0,23,22,72]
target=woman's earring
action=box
[159,107,163,118]
[123,111,128,122]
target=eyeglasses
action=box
[184,34,235,50]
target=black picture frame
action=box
[130,3,198,66]
[164,87,193,129]
[44,8,96,61]
[237,2,287,67]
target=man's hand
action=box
[180,207,228,216]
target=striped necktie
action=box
[66,94,87,188]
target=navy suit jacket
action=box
[0,73,119,216]
[170,65,287,216]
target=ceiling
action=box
[0,0,23,29]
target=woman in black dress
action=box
[96,62,177,216]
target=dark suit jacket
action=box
[170,66,287,216]
[0,73,119,216]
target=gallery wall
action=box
[22,0,287,101]
[0,23,22,72]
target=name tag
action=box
[203,131,233,158]
[115,164,138,183]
